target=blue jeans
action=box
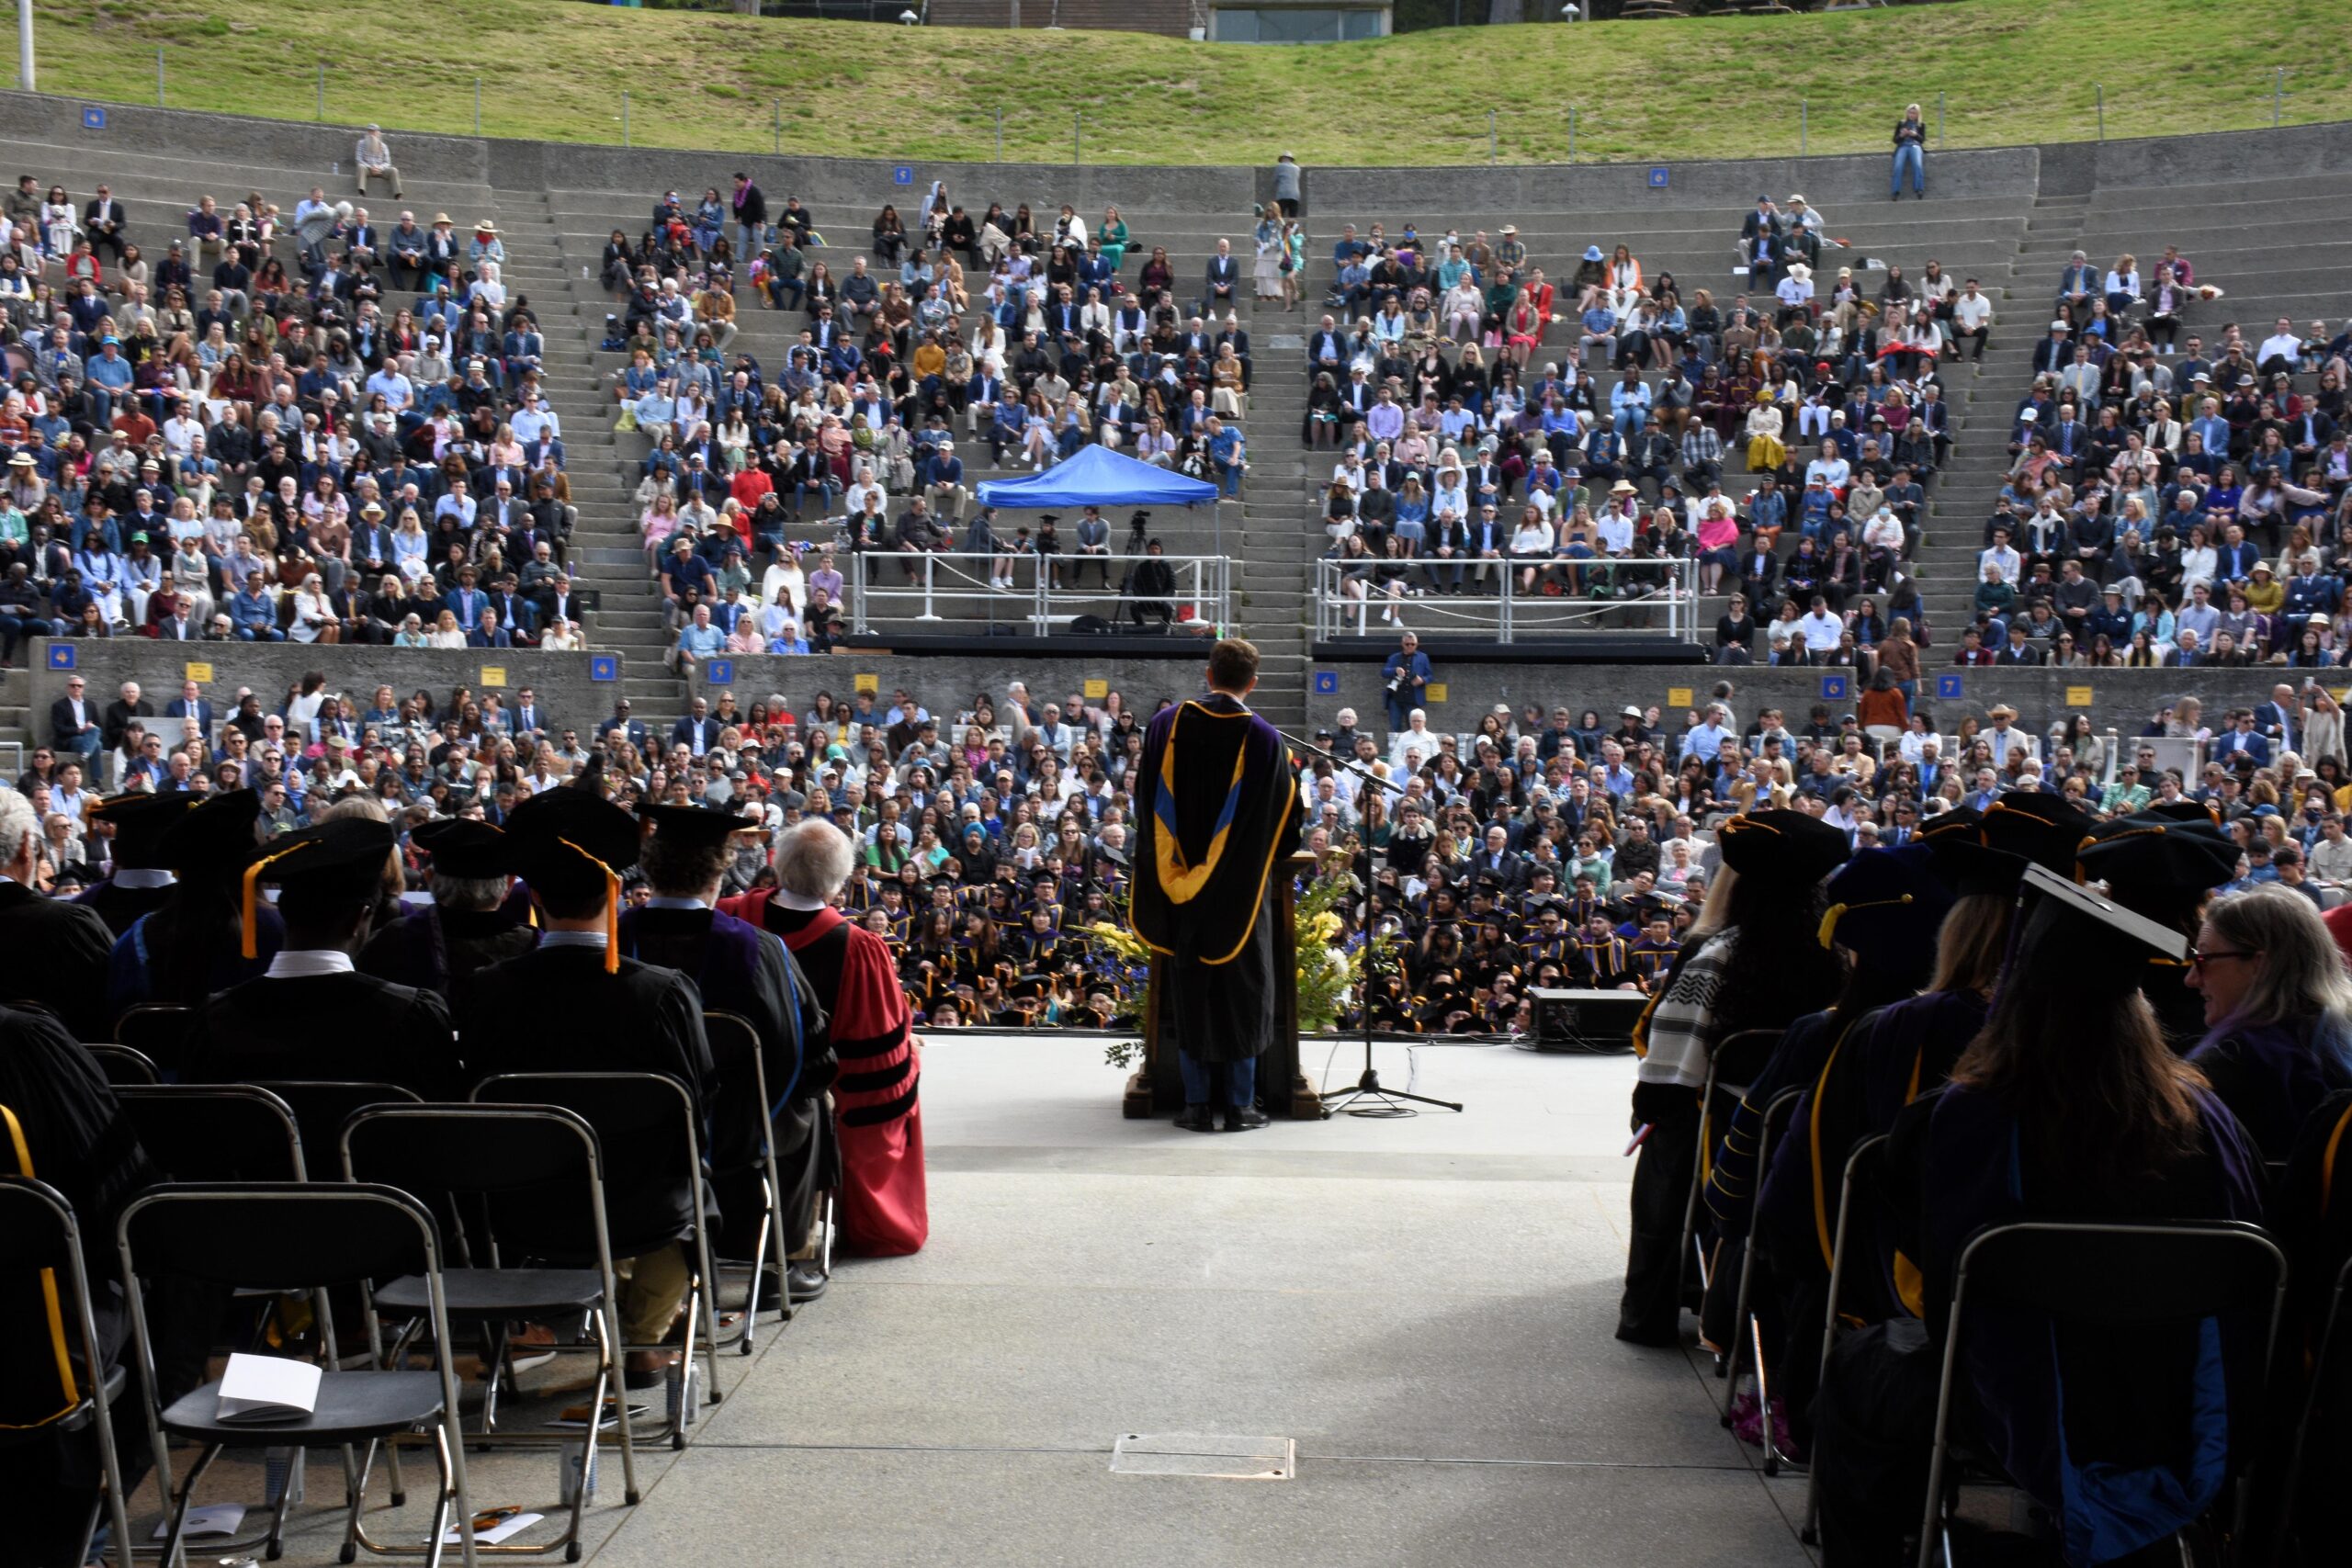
[1177,1052,1256,1109]
[1892,142,1925,196]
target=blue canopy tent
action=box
[971,443,1219,513]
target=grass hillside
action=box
[30,0,2352,165]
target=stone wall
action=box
[26,639,623,745]
[1304,659,2316,744]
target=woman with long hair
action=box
[1812,872,2267,1564]
[2184,885,2352,1157]
[1619,809,1850,1347]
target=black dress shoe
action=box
[1224,1105,1270,1132]
[1174,1104,1217,1133]
[786,1262,827,1303]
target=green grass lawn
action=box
[29,0,2352,165]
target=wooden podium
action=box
[1122,852,1322,1121]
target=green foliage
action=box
[36,0,2352,164]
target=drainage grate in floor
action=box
[1109,1432,1295,1480]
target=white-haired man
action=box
[719,818,927,1255]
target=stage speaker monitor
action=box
[1525,988,1647,1055]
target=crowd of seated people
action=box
[0,162,582,664]
[1957,273,2352,669]
[600,176,1254,655]
[1300,205,1959,637]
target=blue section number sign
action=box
[705,660,735,687]
[1648,166,1669,188]
[1820,674,1849,702]
[46,642,75,670]
[892,165,914,186]
[82,107,107,130]
[1936,672,1964,701]
[589,654,618,682]
[1313,671,1339,694]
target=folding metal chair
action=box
[1719,1086,1806,1475]
[1914,1220,2290,1568]
[471,1073,723,1451]
[85,1043,160,1087]
[117,1184,479,1568]
[343,1104,643,1560]
[112,1006,193,1077]
[1803,1133,1887,1546]
[1678,1028,1783,1304]
[703,1010,793,1349]
[0,1177,137,1568]
[253,1082,424,1181]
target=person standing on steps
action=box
[1271,150,1303,221]
[1381,629,1431,738]
[1891,103,1928,200]
[1131,638,1304,1134]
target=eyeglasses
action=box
[2188,948,2259,971]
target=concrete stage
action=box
[154,1035,1810,1565]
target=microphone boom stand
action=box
[1268,725,1464,1120]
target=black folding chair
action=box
[1678,1028,1783,1303]
[343,1104,643,1559]
[85,1043,159,1087]
[1915,1220,2290,1568]
[704,1010,793,1349]
[1803,1133,1888,1546]
[112,1006,192,1077]
[114,1082,306,1183]
[254,1082,424,1182]
[0,1178,136,1568]
[117,1184,478,1568]
[471,1073,722,1451]
[1720,1086,1805,1474]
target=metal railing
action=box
[851,549,1230,636]
[1313,553,1695,642]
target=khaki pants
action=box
[357,164,402,197]
[615,1241,691,1345]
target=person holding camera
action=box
[1380,629,1431,738]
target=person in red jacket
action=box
[719,818,927,1256]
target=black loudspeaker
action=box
[1069,615,1112,634]
[1523,988,1647,1055]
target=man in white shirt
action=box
[2256,316,2305,375]
[1983,705,2033,767]
[1797,596,1844,660]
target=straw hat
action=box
[1784,264,1812,282]
[473,220,499,234]
[1609,479,1638,495]
[431,212,452,225]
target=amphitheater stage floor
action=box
[147,1035,1811,1566]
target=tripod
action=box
[1317,936,1464,1120]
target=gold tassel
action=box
[241,841,313,959]
[1816,903,1848,951]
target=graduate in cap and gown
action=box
[1702,845,1950,1380]
[1617,807,1849,1348]
[1812,871,2267,1567]
[106,788,282,1025]
[74,791,199,936]
[1128,637,1304,1134]
[0,790,114,1043]
[2080,802,2245,1052]
[356,816,538,995]
[180,817,464,1100]
[718,818,926,1257]
[0,998,155,1565]
[624,802,831,1302]
[453,779,717,1382]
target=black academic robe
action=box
[356,902,538,998]
[72,876,175,939]
[454,944,717,1251]
[0,880,114,1043]
[1130,693,1302,1064]
[0,1004,153,1547]
[181,968,464,1102]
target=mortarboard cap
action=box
[503,787,641,970]
[86,790,200,868]
[1716,808,1851,883]
[156,788,262,877]
[2011,862,2188,1001]
[637,801,761,850]
[411,816,512,880]
[2077,807,2239,921]
[1816,844,1955,983]
[238,818,397,953]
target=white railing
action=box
[851,550,1231,636]
[1312,554,1696,642]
